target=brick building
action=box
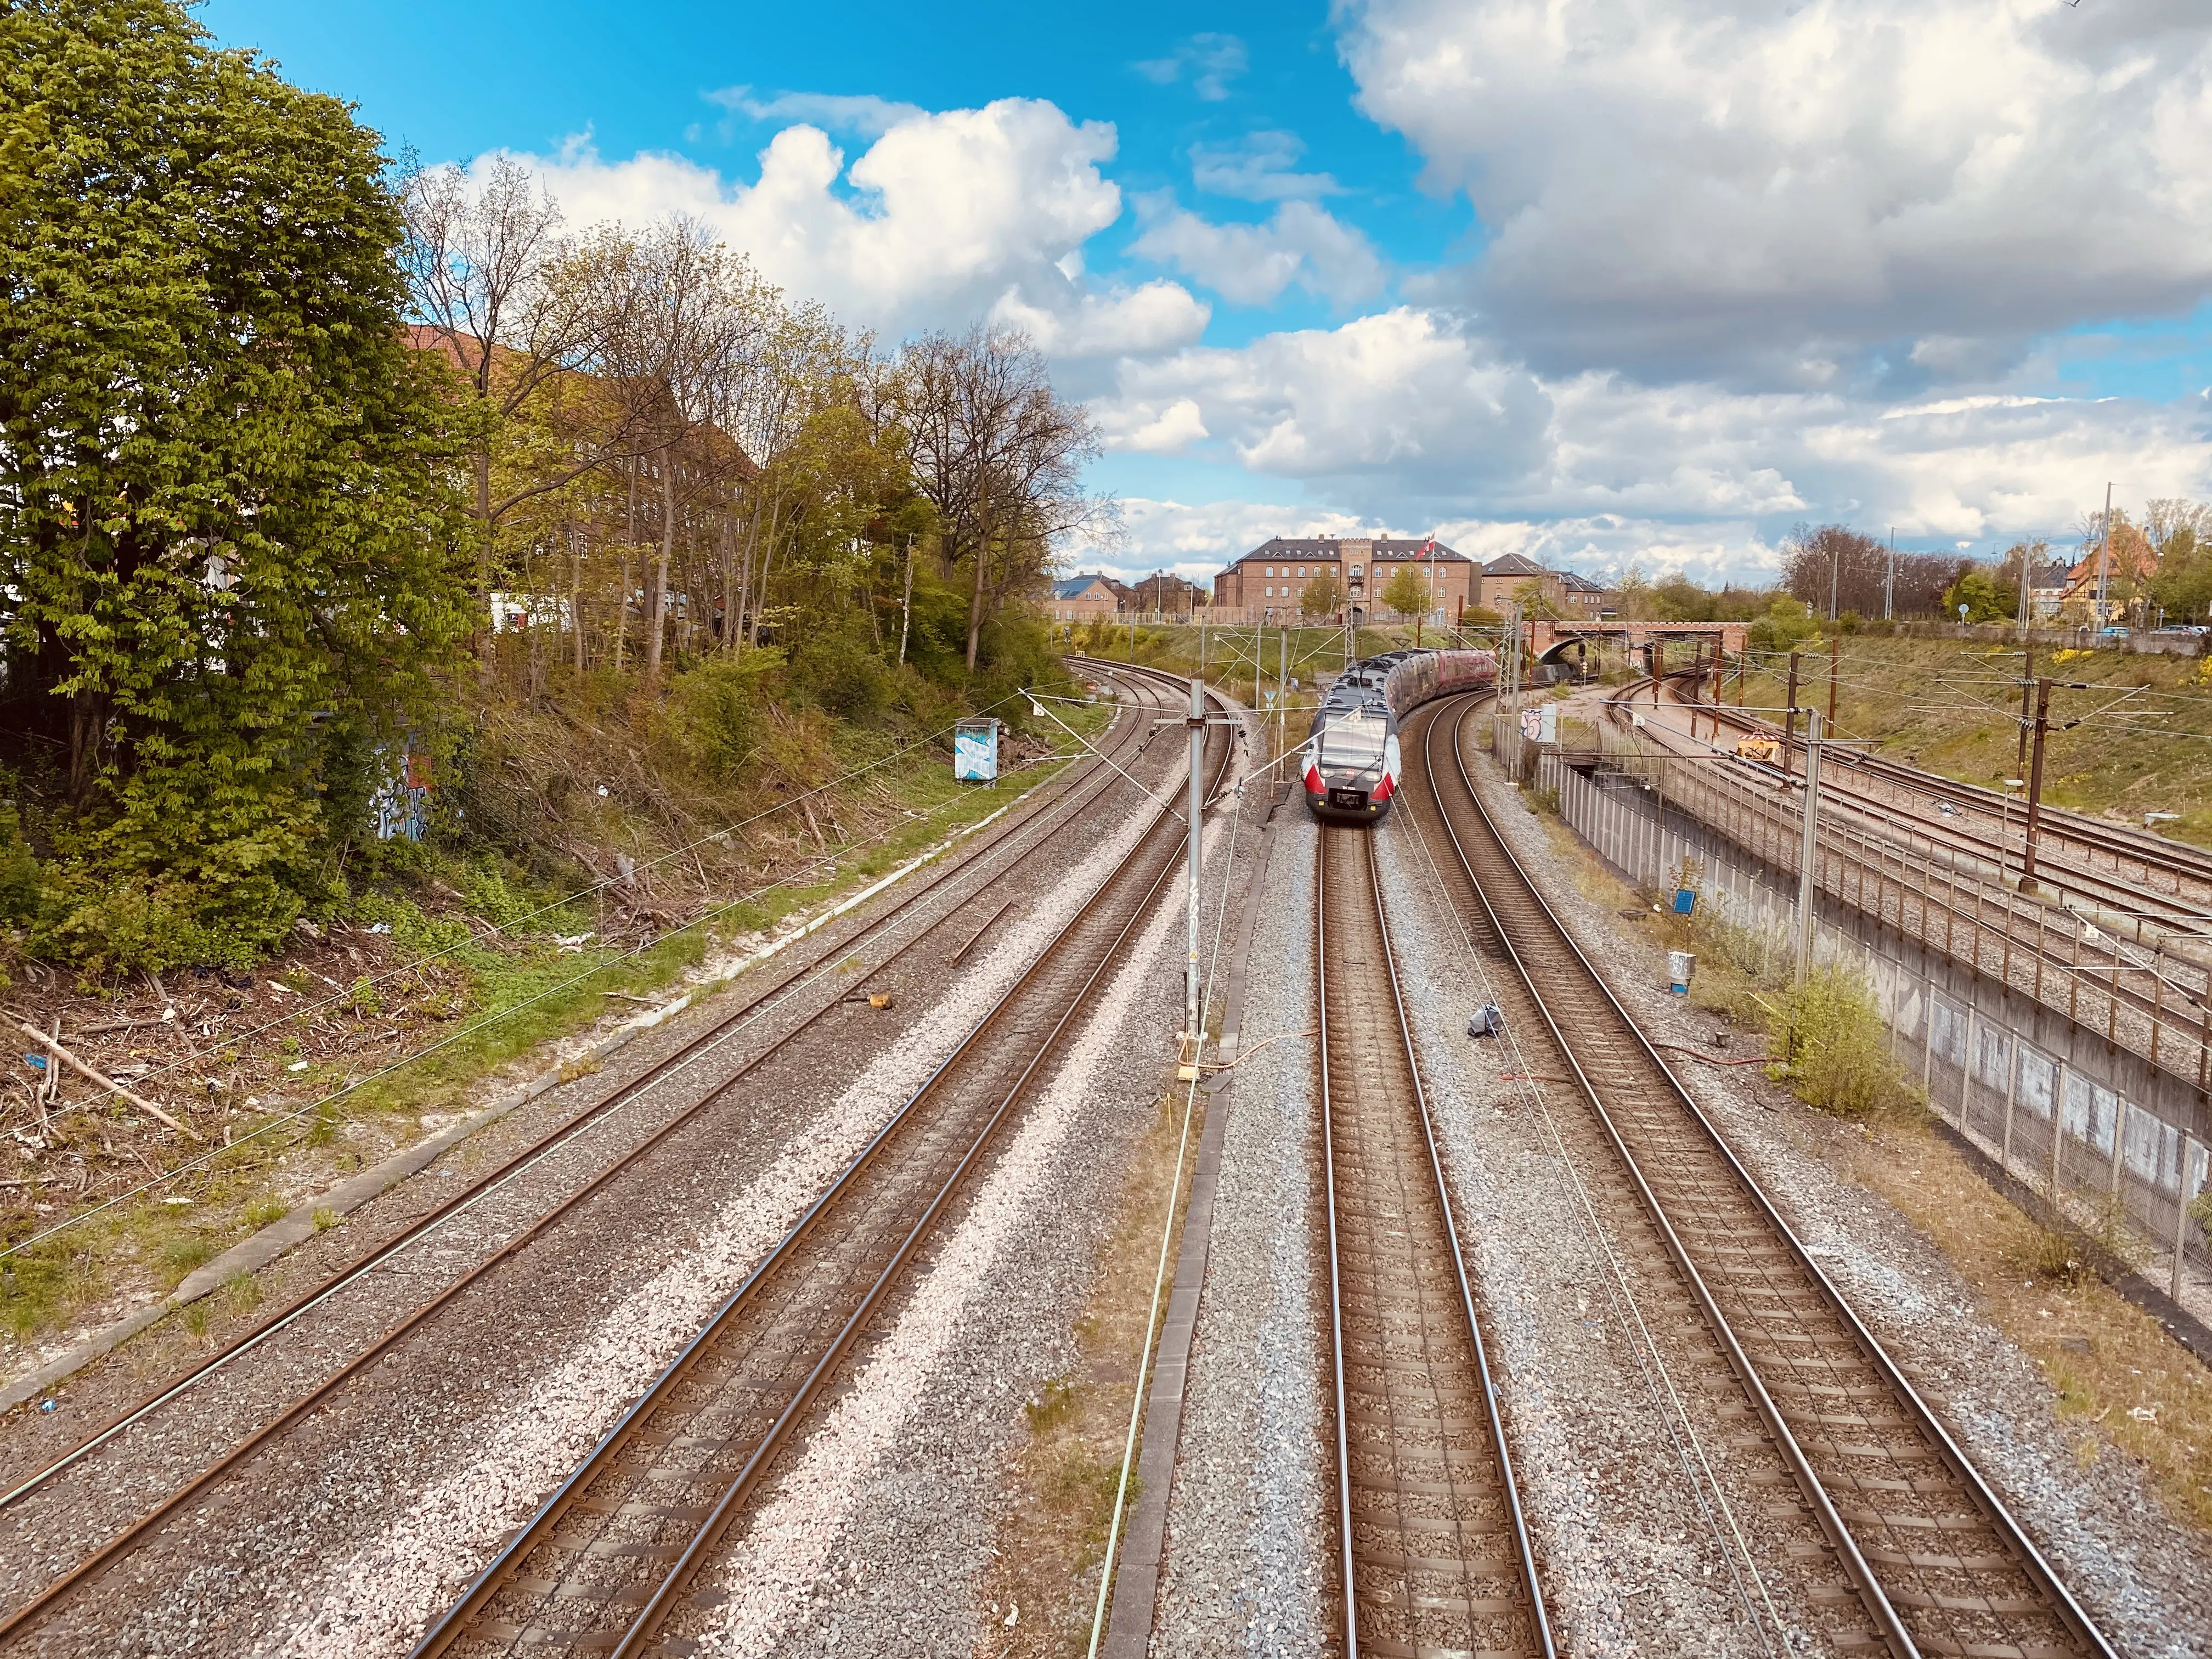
[1049,574,1120,624]
[1209,535,1475,624]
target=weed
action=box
[347,975,382,1018]
[311,1206,340,1232]
[243,1195,289,1227]
[182,1300,210,1338]
[220,1269,263,1315]
[159,1234,215,1283]
[1024,1376,1079,1434]
[2014,1223,2089,1285]
[1764,964,1912,1119]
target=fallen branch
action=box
[5,1015,198,1140]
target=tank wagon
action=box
[1302,648,1496,824]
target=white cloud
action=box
[1094,397,1210,454]
[1099,307,1549,482]
[706,87,926,139]
[1063,498,1379,584]
[504,101,1200,349]
[1191,131,1343,201]
[1341,0,2212,380]
[1133,33,1249,101]
[1095,306,2212,539]
[989,280,1209,360]
[1130,198,1386,307]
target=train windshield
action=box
[1319,712,1388,772]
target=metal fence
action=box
[1542,751,2212,1310]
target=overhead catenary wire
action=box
[0,683,1136,1262]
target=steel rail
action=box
[0,670,1178,1639]
[1419,691,2118,1659]
[1643,673,2212,930]
[408,686,1239,1659]
[1314,824,1553,1658]
[1609,676,2211,1079]
[0,669,1161,1517]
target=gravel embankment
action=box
[1463,728,2212,1656]
[0,709,1185,1657]
[1376,805,1830,1656]
[1152,803,1335,1657]
[663,811,1238,1658]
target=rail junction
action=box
[0,656,2193,1657]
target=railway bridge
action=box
[1528,617,1746,664]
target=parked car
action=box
[2097,625,2132,639]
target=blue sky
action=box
[206,0,2212,586]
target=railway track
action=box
[400,680,1237,1657]
[1641,672,2212,936]
[1411,691,2117,1659]
[0,665,1192,1645]
[1314,825,1550,1658]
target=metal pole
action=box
[2018,544,2031,642]
[1783,650,1801,755]
[2022,678,2052,889]
[1884,529,1895,622]
[2096,482,2114,627]
[1186,675,1204,1043]
[1827,631,1839,730]
[1278,619,1289,777]
[1795,710,1824,984]
[2016,645,2035,776]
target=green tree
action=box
[1380,565,1431,619]
[1942,567,2015,623]
[0,0,469,969]
[1615,562,1655,620]
[1300,568,1345,619]
[1510,577,1561,620]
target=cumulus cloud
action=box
[1341,0,2212,382]
[501,100,1202,353]
[1133,32,1249,101]
[990,280,1209,360]
[1094,306,2212,539]
[1130,197,1386,307]
[1098,307,1551,483]
[1191,131,1344,201]
[1062,498,1379,584]
[706,87,925,138]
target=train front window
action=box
[1319,714,1387,772]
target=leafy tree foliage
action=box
[1380,564,1431,619]
[0,1,469,969]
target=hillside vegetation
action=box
[1726,634,2212,849]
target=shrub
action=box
[1765,963,1906,1118]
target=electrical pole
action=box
[1185,675,1205,1046]
[2016,644,2036,776]
[1795,710,1825,984]
[1884,529,1895,623]
[2017,543,2032,643]
[2021,678,2052,890]
[1278,620,1289,785]
[1829,538,1840,623]
[1504,603,1522,777]
[2095,481,2114,628]
[1827,630,1840,730]
[1783,650,1802,755]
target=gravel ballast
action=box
[1455,712,2212,1656]
[1152,802,1335,1658]
[0,697,1193,1657]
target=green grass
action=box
[1727,634,2212,849]
[0,708,1105,1350]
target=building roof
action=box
[1052,575,1114,600]
[1230,535,1470,566]
[1556,570,1609,593]
[1481,551,1552,578]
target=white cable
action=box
[1396,709,1787,1652]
